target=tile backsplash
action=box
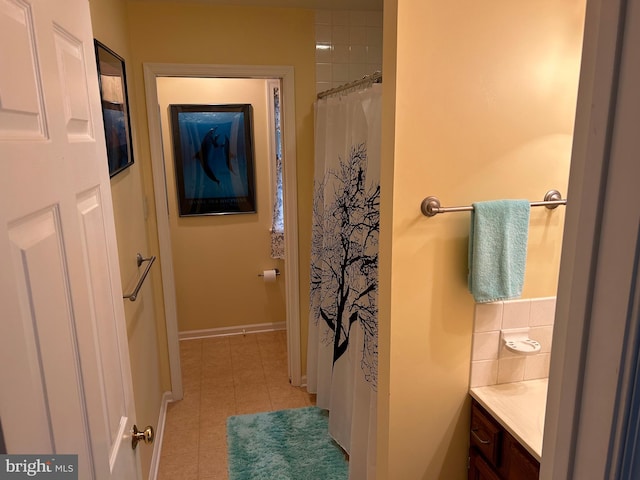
[470,297,556,388]
[314,9,383,94]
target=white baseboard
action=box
[178,321,286,341]
[300,374,308,388]
[148,391,172,480]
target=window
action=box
[268,80,284,259]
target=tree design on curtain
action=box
[310,142,380,389]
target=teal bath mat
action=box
[226,406,348,480]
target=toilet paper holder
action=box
[258,269,280,277]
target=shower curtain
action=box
[307,83,381,480]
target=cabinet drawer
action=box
[469,448,501,480]
[471,401,502,467]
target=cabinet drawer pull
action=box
[471,428,491,445]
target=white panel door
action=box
[0,0,141,478]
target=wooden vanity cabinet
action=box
[469,399,540,480]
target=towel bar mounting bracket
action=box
[420,196,442,217]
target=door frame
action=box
[142,63,302,397]
[541,0,640,477]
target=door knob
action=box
[131,424,154,450]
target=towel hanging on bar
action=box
[468,200,530,303]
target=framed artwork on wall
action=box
[94,40,134,177]
[169,104,256,216]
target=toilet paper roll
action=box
[262,269,278,282]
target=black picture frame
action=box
[169,104,256,216]
[94,40,134,177]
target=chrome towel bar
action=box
[420,189,567,217]
[123,253,156,301]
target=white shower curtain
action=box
[307,84,381,480]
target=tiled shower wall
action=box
[470,297,556,388]
[314,10,383,94]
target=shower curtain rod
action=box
[317,71,382,99]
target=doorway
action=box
[143,64,301,401]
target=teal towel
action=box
[468,199,530,303]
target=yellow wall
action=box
[156,77,286,332]
[89,0,168,477]
[378,0,585,478]
[125,1,316,370]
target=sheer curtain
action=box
[307,83,381,480]
[270,82,285,259]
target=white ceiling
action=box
[131,0,383,11]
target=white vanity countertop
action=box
[469,378,548,461]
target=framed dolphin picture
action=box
[95,40,135,177]
[169,104,256,216]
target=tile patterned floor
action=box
[158,331,315,480]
